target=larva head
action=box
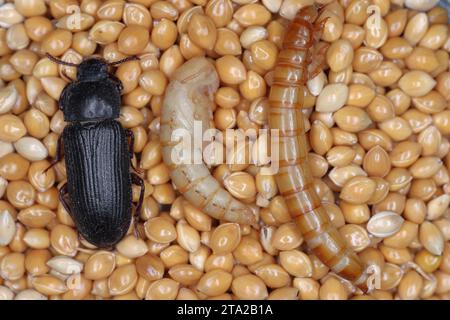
[296,4,320,24]
[283,5,321,50]
[171,57,219,102]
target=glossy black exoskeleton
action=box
[46,54,144,248]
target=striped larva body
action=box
[268,5,368,289]
[161,57,256,226]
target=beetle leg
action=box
[110,74,124,93]
[131,173,145,239]
[125,129,142,174]
[125,129,135,158]
[44,135,63,173]
[58,183,73,219]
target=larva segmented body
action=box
[268,5,368,289]
[161,57,256,226]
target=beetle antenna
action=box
[108,55,140,66]
[46,53,79,67]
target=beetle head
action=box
[77,58,110,81]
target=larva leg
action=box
[308,16,330,79]
[313,17,329,42]
[161,57,256,225]
[308,42,330,79]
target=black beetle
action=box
[46,53,144,248]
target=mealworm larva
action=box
[161,57,256,226]
[268,5,368,289]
